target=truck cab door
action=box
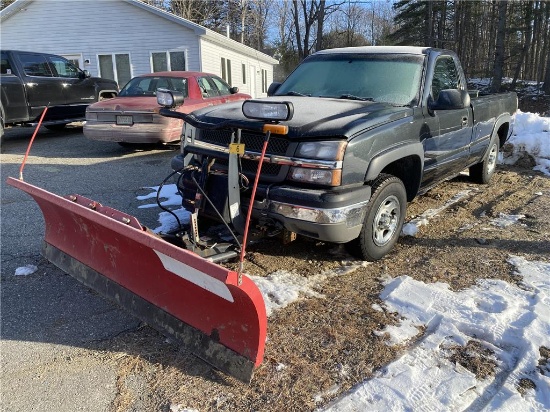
[422,56,473,185]
[15,52,66,121]
[47,55,95,119]
[1,51,28,122]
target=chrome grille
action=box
[199,130,289,155]
[215,158,281,176]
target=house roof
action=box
[1,0,278,64]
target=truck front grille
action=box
[214,158,281,176]
[199,130,290,155]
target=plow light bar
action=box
[157,88,184,108]
[242,100,294,122]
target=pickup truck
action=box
[166,46,518,261]
[1,50,118,136]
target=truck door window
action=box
[1,52,13,74]
[48,56,81,78]
[431,56,460,100]
[18,54,53,77]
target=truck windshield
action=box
[275,53,425,106]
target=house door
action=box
[249,65,256,98]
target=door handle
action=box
[461,116,468,127]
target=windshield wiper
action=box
[283,91,310,97]
[339,94,373,101]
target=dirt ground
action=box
[85,159,549,412]
[90,96,550,411]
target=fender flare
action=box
[492,113,512,145]
[365,141,424,182]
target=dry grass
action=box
[94,166,550,411]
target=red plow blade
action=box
[7,177,267,382]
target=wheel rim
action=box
[487,143,498,175]
[372,195,400,247]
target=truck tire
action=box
[347,174,407,261]
[469,135,499,184]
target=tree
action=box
[389,0,549,92]
[0,0,16,9]
[491,0,508,92]
[291,0,343,60]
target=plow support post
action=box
[7,177,267,382]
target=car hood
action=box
[188,96,413,139]
[87,96,159,112]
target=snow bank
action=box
[505,111,550,176]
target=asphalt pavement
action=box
[1,124,179,411]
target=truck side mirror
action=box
[79,70,91,79]
[429,89,470,111]
[267,82,281,96]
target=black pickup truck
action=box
[1,50,118,136]
[166,46,518,261]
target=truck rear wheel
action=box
[469,135,498,184]
[347,174,407,261]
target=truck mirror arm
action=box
[158,108,267,133]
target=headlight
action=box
[242,100,294,121]
[157,88,184,108]
[295,141,347,160]
[288,167,341,186]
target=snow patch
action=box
[14,264,38,276]
[323,255,550,411]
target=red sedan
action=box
[84,71,250,146]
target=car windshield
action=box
[119,76,189,97]
[274,53,425,106]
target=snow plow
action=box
[5,92,297,383]
[7,176,267,382]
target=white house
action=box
[0,0,278,98]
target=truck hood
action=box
[189,96,413,139]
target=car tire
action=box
[470,135,499,184]
[346,174,407,261]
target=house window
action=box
[151,51,186,72]
[221,58,232,85]
[98,53,131,88]
[261,69,268,93]
[242,63,246,84]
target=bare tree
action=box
[491,0,508,92]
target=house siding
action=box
[0,0,201,83]
[1,0,276,93]
[200,38,274,98]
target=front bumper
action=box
[261,184,371,243]
[171,154,371,243]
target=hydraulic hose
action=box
[238,130,271,280]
